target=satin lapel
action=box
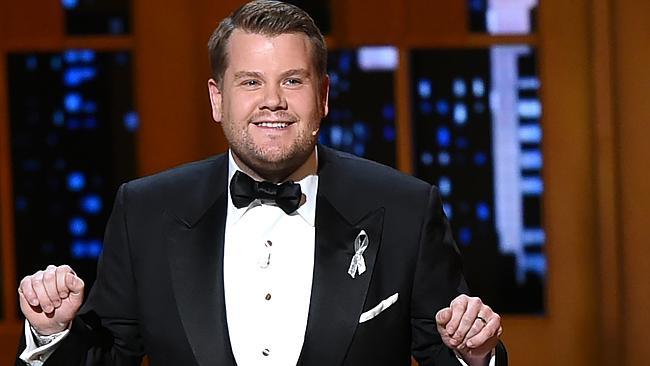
[299,198,385,365]
[164,157,236,366]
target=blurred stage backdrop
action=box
[3,0,542,318]
[8,0,650,365]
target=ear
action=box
[208,78,223,122]
[320,74,330,118]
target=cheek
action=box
[224,92,259,120]
[291,93,321,117]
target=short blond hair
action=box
[208,0,327,86]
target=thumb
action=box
[436,307,452,325]
[65,272,85,300]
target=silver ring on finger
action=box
[476,316,488,325]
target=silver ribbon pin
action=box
[348,230,369,278]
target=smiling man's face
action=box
[208,30,329,182]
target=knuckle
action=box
[19,276,30,286]
[32,271,44,282]
[57,265,72,274]
[43,271,55,281]
[452,297,467,308]
[484,304,493,313]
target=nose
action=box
[260,84,287,111]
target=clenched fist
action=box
[435,294,502,366]
[18,265,84,336]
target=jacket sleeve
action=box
[37,183,144,366]
[410,186,508,365]
[410,185,468,365]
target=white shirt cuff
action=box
[19,320,71,366]
[455,348,496,366]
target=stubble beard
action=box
[222,120,318,183]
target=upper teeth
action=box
[257,122,289,128]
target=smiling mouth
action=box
[252,121,294,129]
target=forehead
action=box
[225,30,314,74]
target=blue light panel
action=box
[411,47,544,314]
[63,0,130,35]
[8,50,137,291]
[319,48,396,167]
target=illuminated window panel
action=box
[8,50,137,295]
[320,47,397,167]
[469,0,538,34]
[411,47,544,314]
[62,0,131,35]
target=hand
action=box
[435,294,502,365]
[18,265,85,336]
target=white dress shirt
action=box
[224,151,318,366]
[19,321,70,365]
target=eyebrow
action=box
[233,71,264,80]
[280,68,311,79]
[232,69,311,80]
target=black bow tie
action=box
[230,170,303,214]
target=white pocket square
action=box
[359,292,399,323]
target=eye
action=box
[284,78,302,86]
[241,79,260,87]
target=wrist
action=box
[455,350,490,366]
[31,321,70,336]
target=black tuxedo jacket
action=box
[17,145,506,365]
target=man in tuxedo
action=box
[16,1,505,365]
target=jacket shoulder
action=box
[125,153,226,195]
[322,147,431,193]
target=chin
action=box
[254,150,311,179]
[256,143,308,163]
[257,152,299,170]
